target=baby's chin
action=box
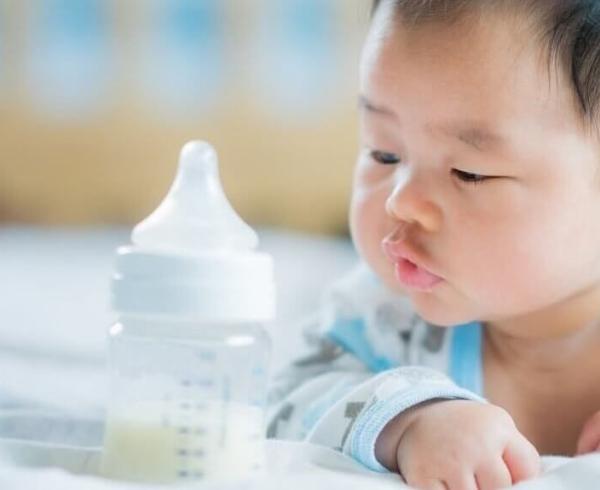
[412,295,482,327]
[379,271,479,327]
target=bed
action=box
[1,226,599,489]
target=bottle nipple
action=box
[132,141,258,254]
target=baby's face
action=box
[351,3,600,327]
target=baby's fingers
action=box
[502,435,540,484]
[444,472,477,490]
[411,479,447,490]
[475,459,512,490]
[576,410,600,455]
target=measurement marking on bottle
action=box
[177,467,205,479]
[196,351,216,362]
[179,378,214,389]
[196,379,215,388]
[176,447,206,457]
[176,425,207,437]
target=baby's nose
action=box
[385,176,442,232]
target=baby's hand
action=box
[576,410,600,455]
[377,400,540,490]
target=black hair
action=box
[371,0,600,130]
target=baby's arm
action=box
[375,399,540,489]
[270,352,540,489]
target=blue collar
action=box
[449,322,483,397]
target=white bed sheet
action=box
[0,439,599,490]
[3,226,600,489]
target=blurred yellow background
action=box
[0,0,370,235]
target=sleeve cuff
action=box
[347,385,485,472]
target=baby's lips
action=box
[381,238,427,271]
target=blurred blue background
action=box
[0,0,370,234]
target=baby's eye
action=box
[452,168,490,185]
[370,150,400,165]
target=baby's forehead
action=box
[364,8,578,123]
[374,4,537,59]
[369,0,600,133]
[361,10,598,157]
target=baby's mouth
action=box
[381,225,443,291]
[393,257,443,291]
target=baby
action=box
[268,1,600,489]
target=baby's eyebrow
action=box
[431,121,507,153]
[358,95,506,153]
[357,95,397,117]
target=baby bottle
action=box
[100,141,275,484]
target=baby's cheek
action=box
[443,238,532,314]
[350,199,379,261]
[467,245,566,316]
[351,194,393,272]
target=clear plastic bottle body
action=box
[101,315,271,484]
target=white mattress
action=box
[3,227,600,489]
